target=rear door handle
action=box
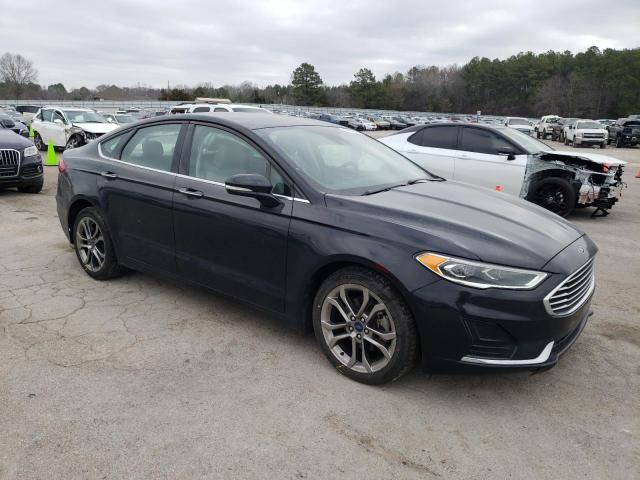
[178,187,204,198]
[100,171,118,179]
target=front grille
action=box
[0,149,20,177]
[583,133,604,138]
[544,259,595,317]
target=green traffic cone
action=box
[45,139,57,166]
[28,124,34,139]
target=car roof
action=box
[136,112,339,131]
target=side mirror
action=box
[225,173,282,208]
[54,118,63,125]
[497,147,516,160]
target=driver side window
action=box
[53,111,65,124]
[188,125,290,195]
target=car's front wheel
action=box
[65,135,84,150]
[312,267,418,384]
[34,132,46,151]
[73,207,124,280]
[528,177,576,217]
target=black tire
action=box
[600,142,606,149]
[312,266,418,385]
[564,136,569,145]
[527,177,576,217]
[34,132,46,151]
[616,136,623,148]
[536,130,541,139]
[72,207,124,280]
[17,181,43,194]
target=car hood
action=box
[539,150,626,166]
[72,122,119,134]
[0,128,33,148]
[326,180,584,271]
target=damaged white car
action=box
[31,107,118,151]
[379,123,626,217]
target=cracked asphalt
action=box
[1,145,639,479]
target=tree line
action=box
[1,47,639,118]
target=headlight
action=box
[416,253,548,290]
[23,145,38,157]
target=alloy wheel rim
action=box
[535,185,567,213]
[75,217,105,272]
[320,284,396,374]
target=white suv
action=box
[535,115,560,139]
[31,107,118,150]
[563,119,608,149]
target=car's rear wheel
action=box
[73,207,124,280]
[564,136,569,145]
[616,136,623,148]
[528,177,576,217]
[312,267,418,384]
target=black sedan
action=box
[56,114,596,384]
[0,129,43,193]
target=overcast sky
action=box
[1,0,639,89]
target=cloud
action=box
[1,0,638,88]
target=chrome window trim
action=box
[543,258,595,318]
[460,341,554,366]
[175,173,310,203]
[97,142,175,177]
[99,137,311,203]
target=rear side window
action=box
[213,107,228,112]
[41,109,53,122]
[192,106,211,113]
[459,128,513,155]
[414,126,458,149]
[120,124,182,171]
[100,134,128,158]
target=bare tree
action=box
[0,53,39,99]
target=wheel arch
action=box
[302,255,415,333]
[67,196,98,243]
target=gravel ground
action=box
[0,141,638,479]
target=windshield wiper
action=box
[362,183,408,196]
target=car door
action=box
[96,122,186,274]
[401,125,458,178]
[51,110,69,147]
[173,123,293,312]
[33,108,53,144]
[453,126,527,196]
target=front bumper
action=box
[0,154,43,188]
[408,235,597,373]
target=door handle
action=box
[100,171,118,179]
[178,187,204,198]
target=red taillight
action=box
[58,157,65,173]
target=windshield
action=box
[559,118,578,125]
[497,127,553,154]
[115,114,135,123]
[576,121,604,130]
[508,118,530,126]
[256,126,435,195]
[63,110,107,123]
